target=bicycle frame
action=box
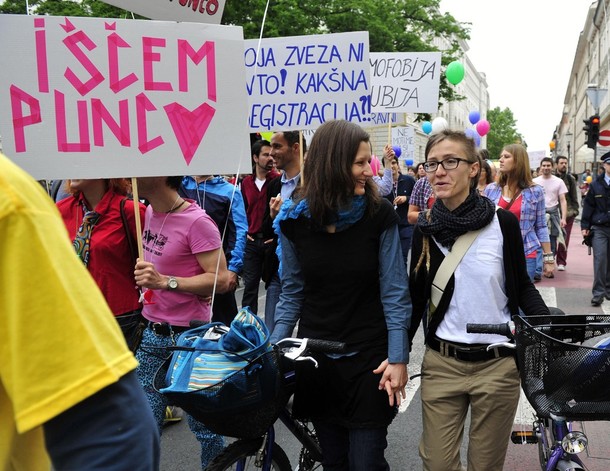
[538,414,585,471]
[230,338,341,471]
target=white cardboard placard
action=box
[0,15,249,179]
[370,52,441,113]
[245,32,371,131]
[100,0,226,25]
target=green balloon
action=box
[446,61,465,85]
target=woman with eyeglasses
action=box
[483,144,553,281]
[409,131,548,471]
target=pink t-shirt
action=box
[141,201,222,326]
[533,175,567,208]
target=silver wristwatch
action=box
[167,276,178,290]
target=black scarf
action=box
[417,189,495,250]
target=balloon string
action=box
[254,0,272,77]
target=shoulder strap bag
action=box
[429,228,483,315]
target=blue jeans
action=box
[535,247,543,277]
[135,328,224,468]
[312,421,390,471]
[264,273,282,332]
[526,257,537,282]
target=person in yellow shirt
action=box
[0,153,160,470]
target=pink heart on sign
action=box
[164,102,216,165]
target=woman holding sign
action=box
[57,178,146,351]
[270,119,411,471]
[133,175,231,468]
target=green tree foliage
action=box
[222,0,470,107]
[486,106,524,160]
[0,0,135,18]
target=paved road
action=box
[160,228,610,470]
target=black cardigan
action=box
[408,208,549,345]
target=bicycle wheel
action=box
[206,438,291,471]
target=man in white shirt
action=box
[533,157,568,260]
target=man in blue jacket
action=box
[180,175,248,324]
[581,153,610,306]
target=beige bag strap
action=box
[430,229,483,312]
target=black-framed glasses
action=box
[423,157,471,173]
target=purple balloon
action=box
[468,110,480,125]
[392,146,402,158]
[465,128,477,140]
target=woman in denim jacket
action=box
[483,144,554,280]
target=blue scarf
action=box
[272,195,367,278]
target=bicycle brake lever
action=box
[486,342,516,351]
[296,356,318,368]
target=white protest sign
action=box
[391,126,416,163]
[100,0,226,25]
[528,150,547,170]
[0,15,249,180]
[370,52,441,113]
[246,32,371,131]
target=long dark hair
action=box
[295,120,379,226]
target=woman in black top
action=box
[409,130,549,471]
[269,120,411,471]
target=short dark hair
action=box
[166,176,182,190]
[555,155,568,164]
[252,139,271,157]
[280,131,307,152]
[540,157,554,166]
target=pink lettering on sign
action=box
[63,30,104,96]
[92,98,131,147]
[108,32,138,93]
[137,93,164,154]
[164,102,215,165]
[54,90,91,152]
[10,85,42,153]
[143,37,173,91]
[177,40,216,101]
[34,18,49,93]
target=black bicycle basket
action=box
[154,347,288,439]
[514,314,610,420]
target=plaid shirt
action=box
[410,177,434,209]
[484,183,550,256]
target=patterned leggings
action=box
[135,327,224,468]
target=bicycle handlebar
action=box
[305,338,347,354]
[466,322,514,338]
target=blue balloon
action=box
[422,121,432,135]
[464,128,477,139]
[392,146,402,158]
[405,159,414,166]
[468,110,480,125]
[474,134,481,147]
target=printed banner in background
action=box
[100,0,227,25]
[391,126,416,163]
[245,32,371,132]
[370,52,441,114]
[0,15,249,180]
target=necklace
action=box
[165,199,186,213]
[144,194,182,263]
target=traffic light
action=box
[585,114,601,149]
